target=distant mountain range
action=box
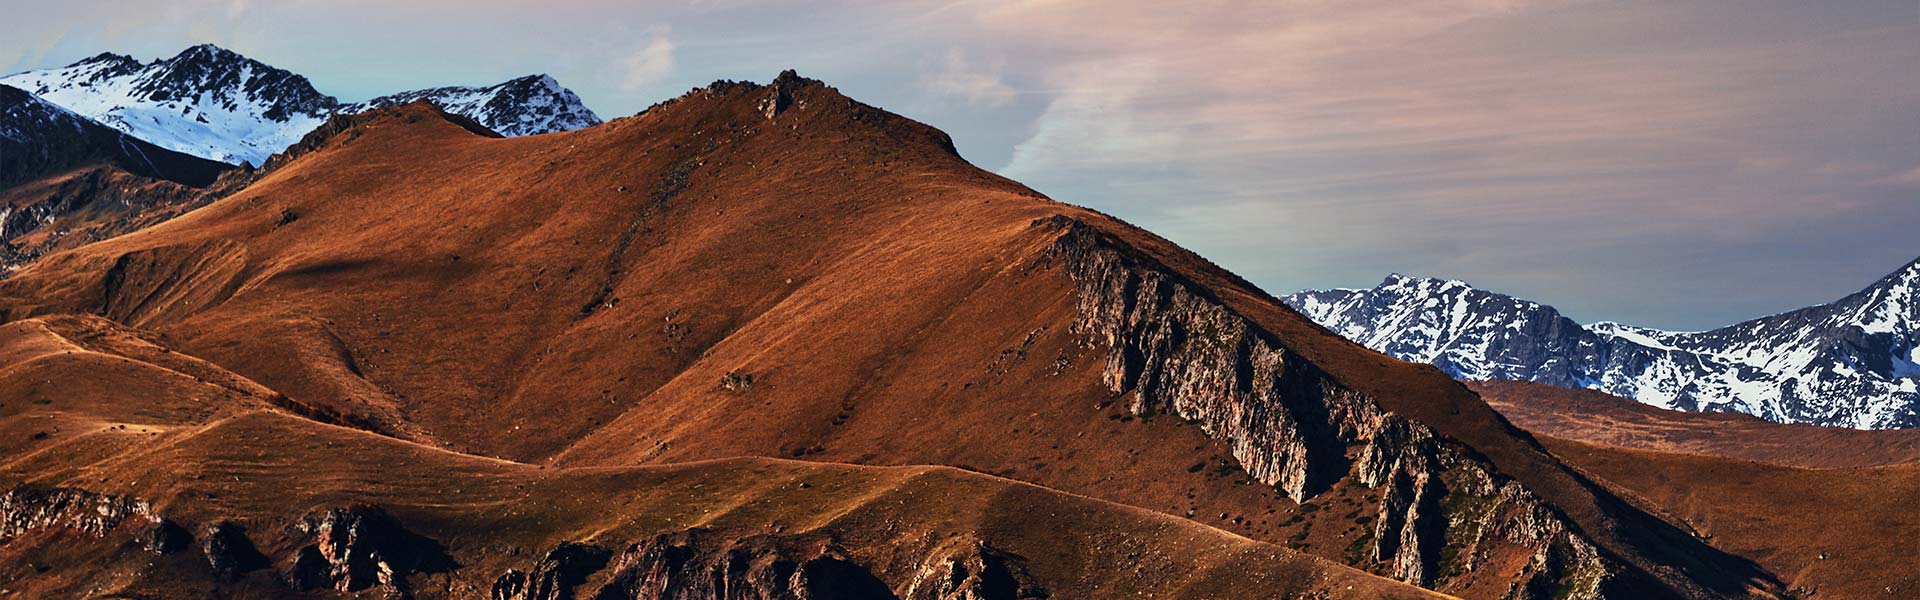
[1283,258,1920,429]
[1,44,600,165]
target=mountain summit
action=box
[1,45,601,165]
[1,44,336,165]
[1284,258,1920,429]
[345,73,601,137]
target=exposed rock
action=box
[592,532,895,600]
[140,518,193,555]
[492,541,612,600]
[0,485,155,541]
[1033,215,1628,598]
[286,505,455,595]
[904,541,1048,600]
[757,70,819,119]
[201,520,270,581]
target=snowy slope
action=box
[0,83,231,188]
[1283,259,1920,429]
[346,74,601,137]
[1,46,335,166]
[3,45,603,166]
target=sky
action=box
[4,0,1916,330]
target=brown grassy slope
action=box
[0,81,1772,597]
[1472,380,1920,469]
[1534,437,1920,599]
[0,321,1440,599]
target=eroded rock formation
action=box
[1035,215,1621,598]
[0,485,156,540]
[492,541,613,600]
[288,505,456,595]
[592,532,896,600]
[202,520,271,581]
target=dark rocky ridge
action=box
[0,84,232,189]
[1034,215,1768,598]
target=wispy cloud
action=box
[621,34,675,90]
[926,49,1015,106]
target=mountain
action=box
[0,83,231,188]
[1,45,337,166]
[0,83,237,271]
[0,73,1798,598]
[345,74,601,137]
[1283,263,1920,429]
[2,44,601,166]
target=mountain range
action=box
[1,44,600,165]
[0,47,1914,599]
[1283,259,1920,429]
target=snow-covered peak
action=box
[1,44,337,165]
[345,73,601,137]
[3,46,604,166]
[1282,256,1920,429]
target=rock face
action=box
[0,485,156,541]
[1035,216,1621,598]
[201,520,271,581]
[492,542,614,600]
[288,505,456,595]
[592,533,896,600]
[902,541,1048,600]
[1282,262,1920,429]
[139,518,194,555]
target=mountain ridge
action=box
[2,44,601,165]
[1283,258,1920,429]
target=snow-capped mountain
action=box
[2,45,601,166]
[346,74,600,137]
[1,45,336,166]
[0,83,230,188]
[1283,258,1920,429]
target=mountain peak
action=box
[1287,256,1920,429]
[175,43,241,61]
[346,73,601,138]
[502,73,561,89]
[69,51,137,68]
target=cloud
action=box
[620,34,675,90]
[1877,165,1920,188]
[926,49,1015,106]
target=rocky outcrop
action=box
[202,520,271,581]
[903,541,1048,600]
[140,517,193,555]
[287,505,455,595]
[1034,215,1625,598]
[757,70,817,119]
[492,541,613,600]
[0,485,156,541]
[592,532,896,600]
